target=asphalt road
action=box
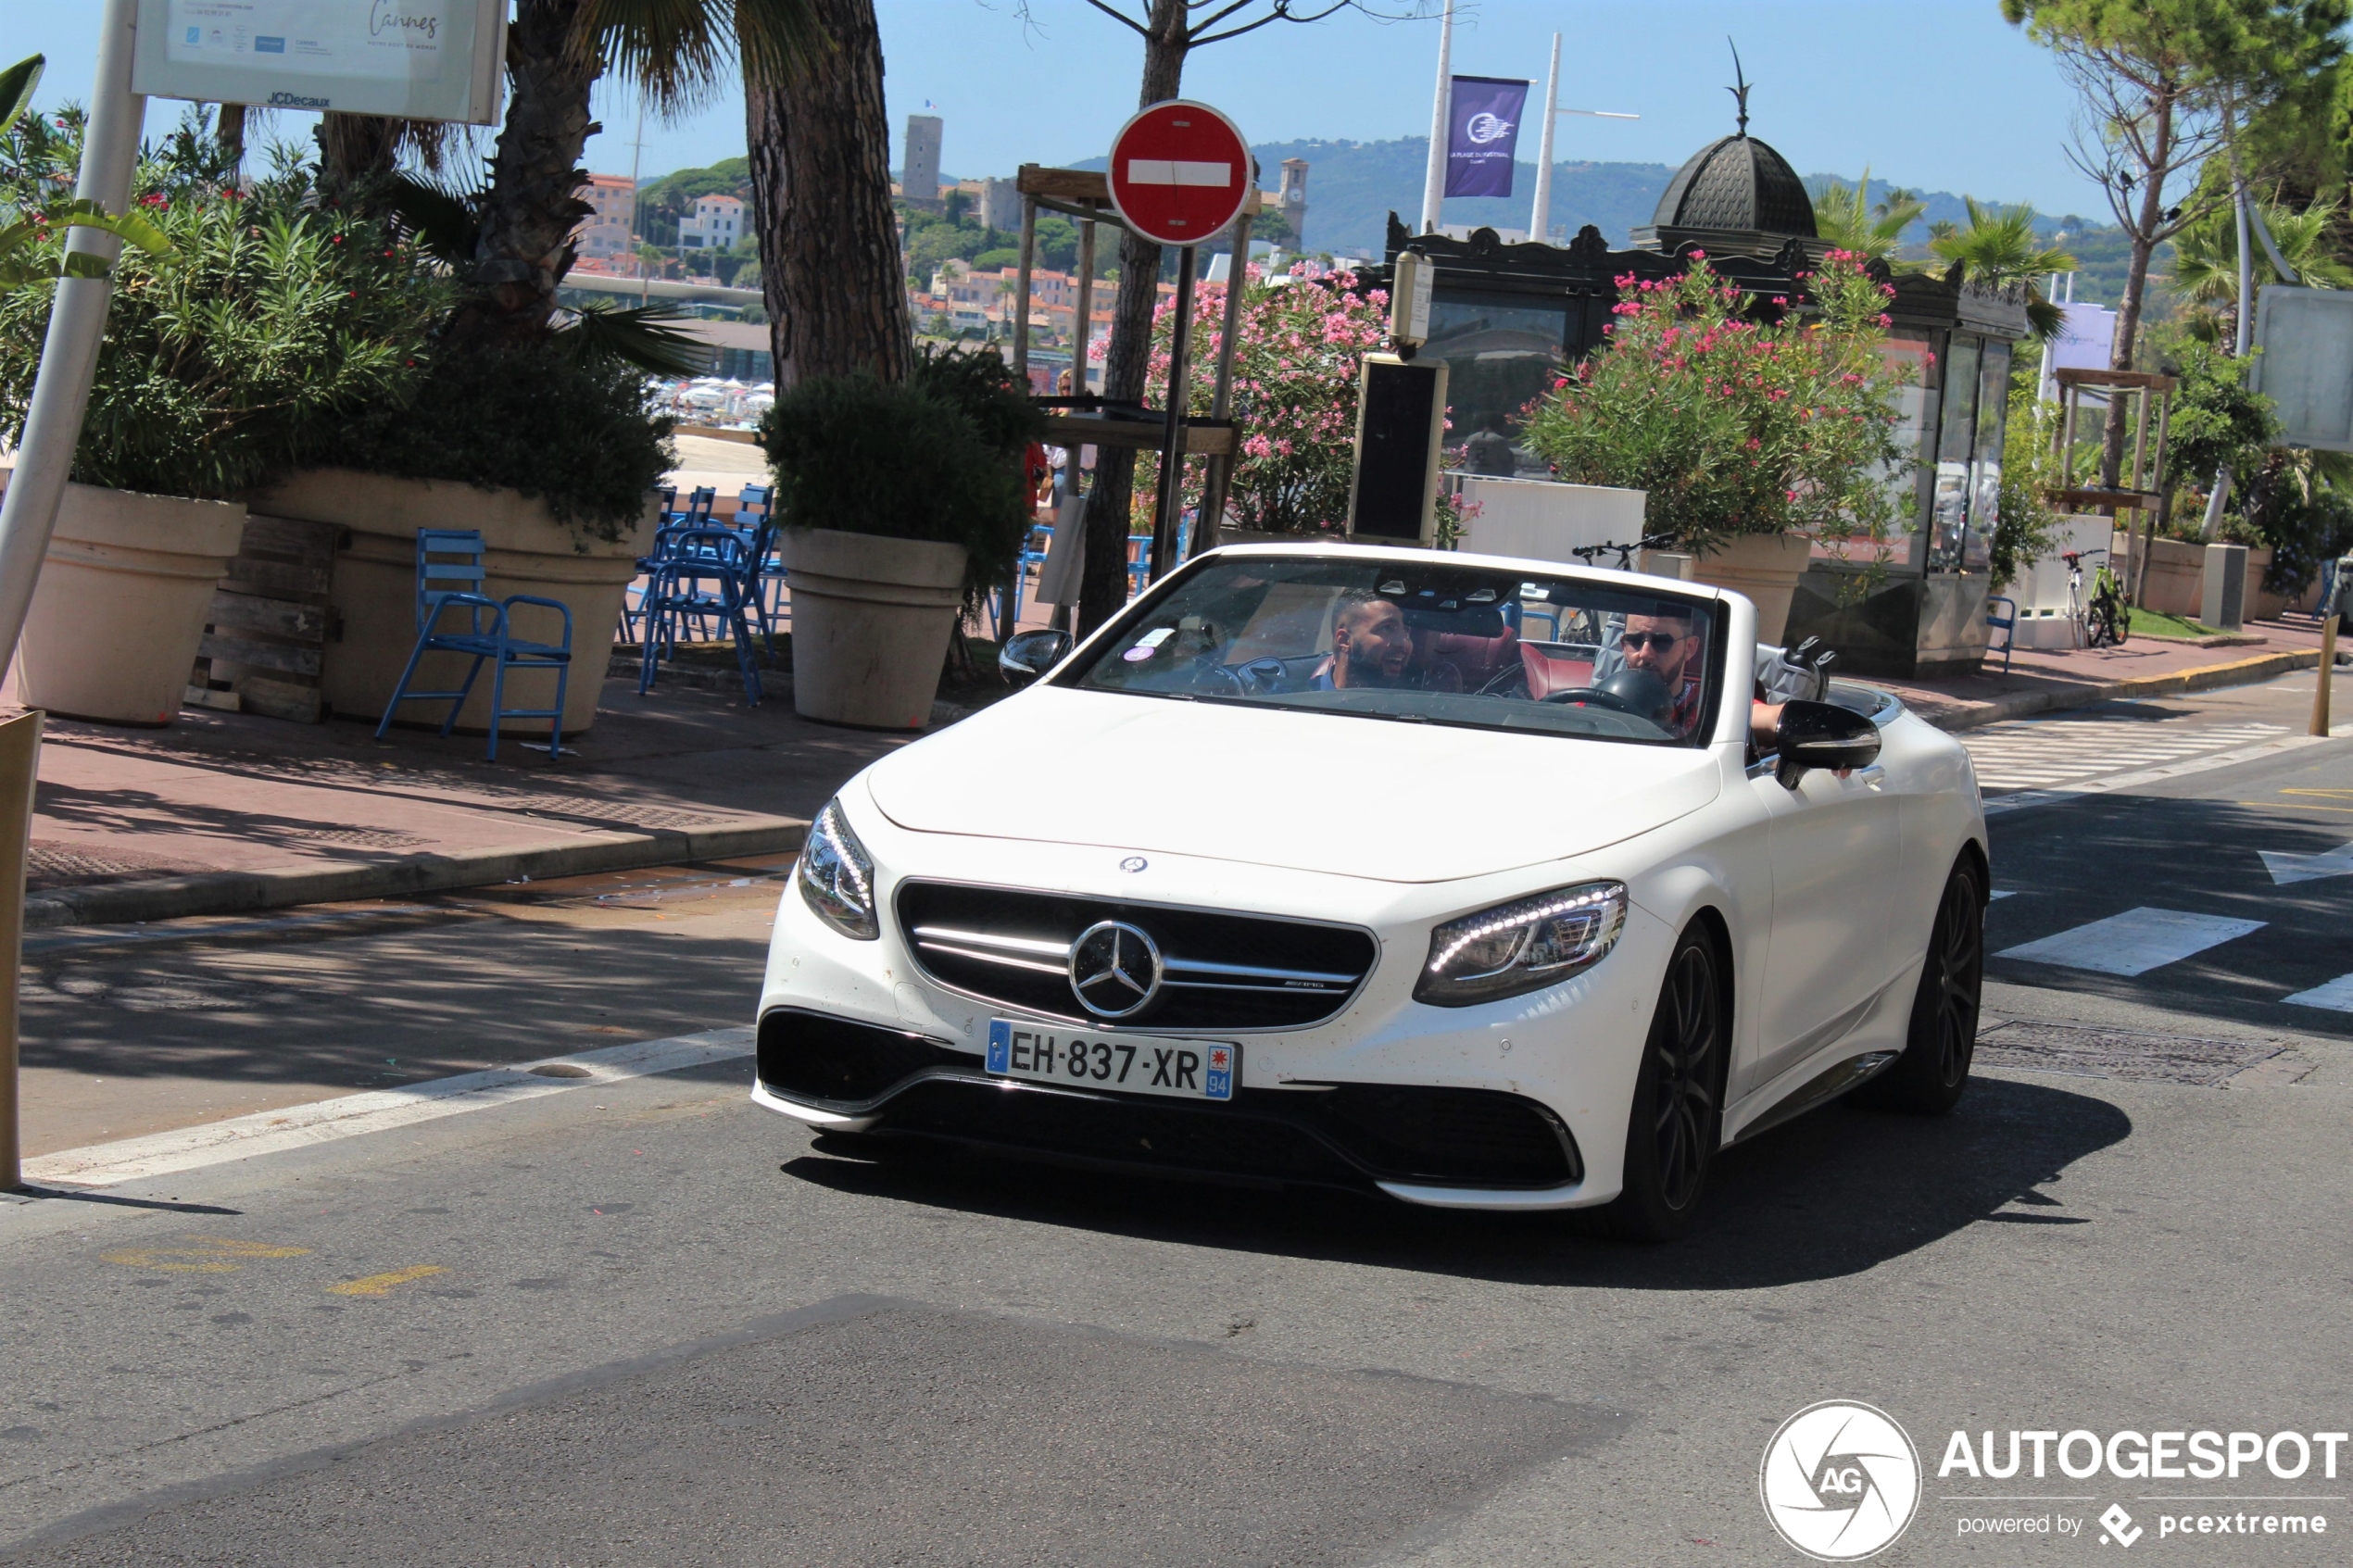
[2,675,2349,1567]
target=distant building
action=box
[903,114,944,208]
[1277,157,1309,250]
[678,194,744,251]
[575,173,635,260]
[978,175,1019,232]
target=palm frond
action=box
[557,298,711,378]
[0,54,43,143]
[580,0,828,119]
[381,171,482,267]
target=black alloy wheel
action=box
[1858,857,1984,1115]
[1604,928,1726,1241]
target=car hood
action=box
[863,688,1722,884]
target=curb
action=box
[1914,648,2324,734]
[22,818,809,932]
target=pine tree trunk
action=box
[744,0,911,388]
[1078,0,1189,636]
[2100,94,2172,492]
[447,0,598,348]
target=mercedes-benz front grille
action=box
[894,881,1378,1032]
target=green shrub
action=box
[0,182,443,499]
[324,341,676,542]
[760,361,1034,605]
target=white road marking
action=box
[1964,720,2289,789]
[2259,838,2353,885]
[22,1026,756,1189]
[1994,907,2268,976]
[1982,733,2336,816]
[2282,973,2353,1012]
[1989,890,2019,900]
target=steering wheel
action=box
[1189,660,1246,696]
[1539,685,1639,712]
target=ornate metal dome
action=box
[1651,133,1818,238]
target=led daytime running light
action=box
[1428,884,1617,976]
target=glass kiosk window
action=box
[1423,295,1571,476]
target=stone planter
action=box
[2114,532,2206,619]
[5,480,245,725]
[775,528,967,730]
[2243,546,2293,622]
[1692,533,1815,644]
[251,469,657,739]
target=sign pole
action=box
[1529,33,1561,244]
[1150,244,1199,583]
[0,710,40,1192]
[0,0,145,674]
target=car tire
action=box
[1604,926,1727,1242]
[1858,857,1983,1115]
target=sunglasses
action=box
[1620,631,1689,651]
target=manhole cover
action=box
[1975,1020,2286,1085]
[27,841,206,890]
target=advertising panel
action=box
[130,0,505,124]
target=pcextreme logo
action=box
[1760,1401,1923,1561]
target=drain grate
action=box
[1975,1020,2287,1085]
[27,842,206,890]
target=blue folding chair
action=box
[378,530,574,761]
[637,528,762,705]
[734,484,783,658]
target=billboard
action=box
[131,0,506,125]
[2251,284,2353,452]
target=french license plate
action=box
[985,1020,1238,1102]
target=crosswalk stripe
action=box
[2283,973,2353,1012]
[1994,907,2267,976]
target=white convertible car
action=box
[753,544,1987,1238]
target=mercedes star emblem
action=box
[1119,856,1149,873]
[1069,920,1163,1019]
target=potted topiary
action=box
[1522,250,1914,641]
[260,343,672,742]
[0,134,441,724]
[761,350,1038,728]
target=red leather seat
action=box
[1519,641,1597,699]
[1417,626,1521,692]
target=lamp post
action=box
[1526,32,1637,247]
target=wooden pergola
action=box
[1006,164,1259,573]
[2046,366,2178,607]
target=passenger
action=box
[1312,590,1414,689]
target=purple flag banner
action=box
[1445,76,1529,199]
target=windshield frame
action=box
[1046,547,1733,748]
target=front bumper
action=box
[751,1007,1583,1199]
[752,806,1679,1210]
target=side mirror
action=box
[1000,628,1074,687]
[1773,698,1881,787]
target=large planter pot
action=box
[1692,533,1814,644]
[775,528,967,730]
[6,480,245,725]
[2114,532,2206,619]
[250,469,657,738]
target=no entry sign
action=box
[1107,100,1251,247]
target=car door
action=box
[1736,757,1906,1098]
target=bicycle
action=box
[1570,532,1680,571]
[2063,548,2131,649]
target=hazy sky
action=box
[21,1,2103,216]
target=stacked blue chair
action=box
[734,484,783,659]
[378,530,574,762]
[637,527,763,705]
[618,485,682,643]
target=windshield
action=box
[1066,556,1726,746]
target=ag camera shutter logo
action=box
[1760,1401,1922,1561]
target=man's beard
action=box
[1346,647,1403,687]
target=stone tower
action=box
[902,114,944,208]
[1278,157,1309,251]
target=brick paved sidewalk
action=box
[20,674,910,927]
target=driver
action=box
[1617,602,1788,748]
[1313,590,1414,689]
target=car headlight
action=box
[1415,881,1627,1007]
[797,797,878,939]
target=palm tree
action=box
[1930,197,2079,339]
[2164,192,2353,345]
[1811,168,1923,263]
[446,0,824,349]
